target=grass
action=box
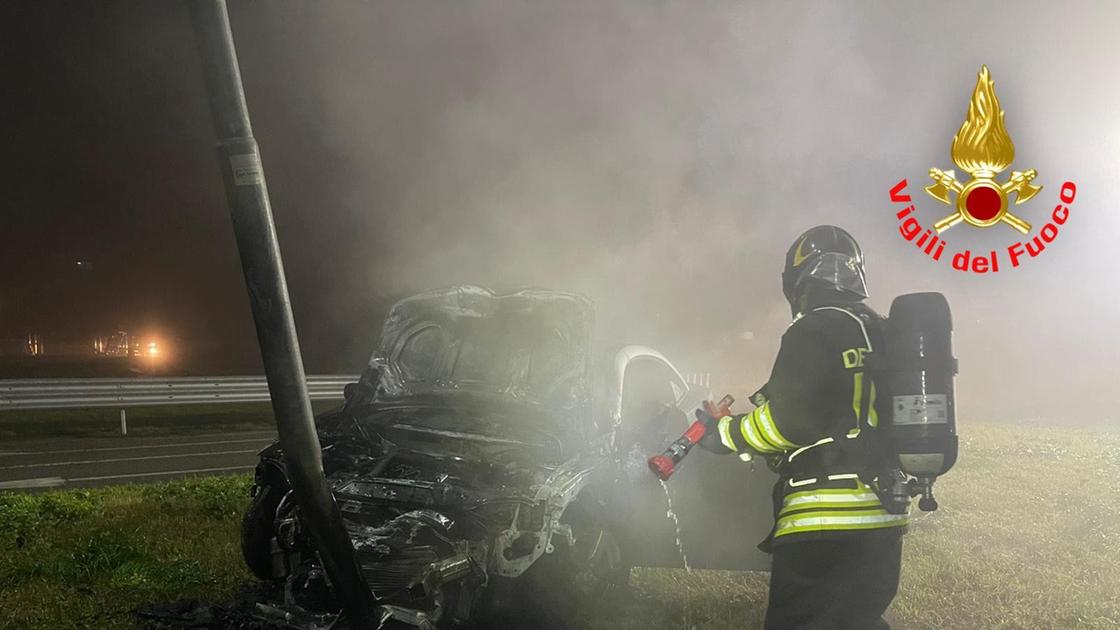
[0,475,252,630]
[0,401,339,440]
[608,424,1120,630]
[1,423,1118,629]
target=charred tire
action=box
[241,483,283,580]
[565,492,633,597]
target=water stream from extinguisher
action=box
[658,478,691,573]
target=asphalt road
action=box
[0,430,277,490]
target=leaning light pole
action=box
[187,2,377,626]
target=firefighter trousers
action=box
[763,534,902,630]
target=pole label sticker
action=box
[230,153,263,186]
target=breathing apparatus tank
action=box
[873,292,958,513]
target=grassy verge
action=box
[1,423,1118,629]
[0,401,339,440]
[0,475,253,630]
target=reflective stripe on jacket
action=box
[718,300,909,545]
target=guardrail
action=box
[0,375,358,434]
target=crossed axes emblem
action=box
[925,66,1042,235]
[925,167,1040,234]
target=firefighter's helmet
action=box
[782,225,868,310]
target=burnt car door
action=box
[612,347,775,572]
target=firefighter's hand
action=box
[749,389,768,408]
[695,406,720,433]
[695,408,732,454]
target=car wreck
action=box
[240,286,774,628]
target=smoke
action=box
[10,1,1114,421]
[216,0,1120,424]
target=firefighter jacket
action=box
[715,299,909,547]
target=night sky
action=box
[3,1,1118,422]
[2,2,383,371]
[3,3,249,361]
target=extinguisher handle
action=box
[647,394,735,481]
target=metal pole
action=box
[120,409,127,436]
[186,3,377,626]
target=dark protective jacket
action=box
[714,297,909,547]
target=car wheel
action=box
[241,483,283,580]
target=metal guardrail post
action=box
[187,2,377,625]
[120,409,127,436]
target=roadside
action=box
[0,430,278,491]
[2,422,1118,629]
[0,475,254,630]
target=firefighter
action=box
[699,225,908,629]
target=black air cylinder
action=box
[883,292,958,478]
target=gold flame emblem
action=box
[926,66,1040,234]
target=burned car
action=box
[241,286,774,627]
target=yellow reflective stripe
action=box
[775,509,909,537]
[852,372,863,431]
[717,415,736,451]
[781,488,884,515]
[852,372,879,430]
[868,381,878,427]
[788,436,834,462]
[775,516,909,537]
[746,412,780,451]
[779,507,895,523]
[739,411,776,453]
[781,499,882,514]
[782,491,881,510]
[752,403,797,449]
[783,487,876,503]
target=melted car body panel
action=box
[246,286,773,626]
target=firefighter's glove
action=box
[696,408,732,454]
[749,389,768,408]
[696,407,719,431]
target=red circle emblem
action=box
[964,184,1002,221]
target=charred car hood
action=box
[373,286,593,409]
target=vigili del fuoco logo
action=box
[889,66,1077,273]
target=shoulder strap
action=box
[812,305,878,434]
[811,305,874,351]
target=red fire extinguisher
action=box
[647,394,734,481]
